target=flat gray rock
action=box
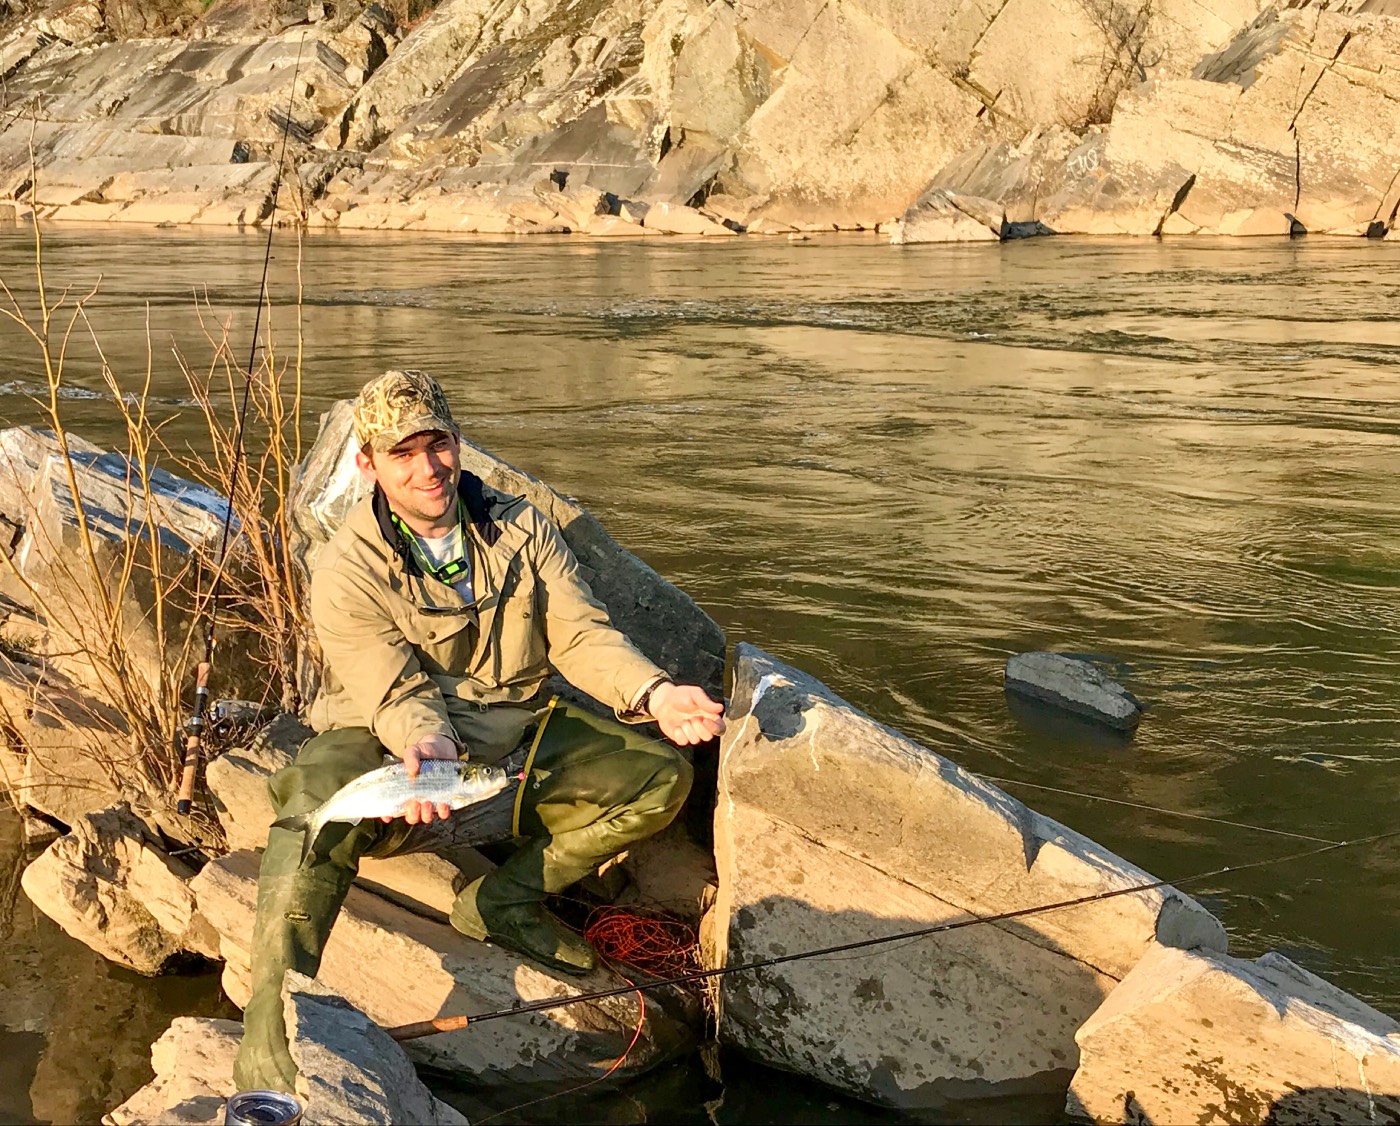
[1004,652,1142,730]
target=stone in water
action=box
[1004,652,1142,730]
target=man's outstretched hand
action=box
[650,682,726,746]
[384,733,459,825]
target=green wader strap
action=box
[513,695,558,837]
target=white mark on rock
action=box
[749,672,787,714]
[1360,1054,1376,1124]
[807,712,821,772]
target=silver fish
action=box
[272,760,513,864]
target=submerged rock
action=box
[1004,652,1143,730]
[20,803,219,975]
[192,849,696,1086]
[707,644,1223,1111]
[1067,943,1400,1124]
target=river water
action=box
[0,227,1397,1123]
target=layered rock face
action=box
[5,0,1400,235]
[706,643,1226,1110]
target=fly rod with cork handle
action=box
[381,823,1400,1044]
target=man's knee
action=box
[267,727,384,817]
[638,746,694,823]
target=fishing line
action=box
[386,825,1400,1040]
[982,775,1340,845]
[176,33,309,815]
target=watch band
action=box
[636,675,673,717]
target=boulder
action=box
[193,849,696,1085]
[205,712,312,851]
[4,436,263,704]
[105,1018,245,1126]
[890,187,1007,243]
[642,201,736,236]
[1066,943,1400,1125]
[0,666,135,827]
[1004,652,1143,730]
[0,426,103,529]
[286,974,470,1126]
[288,393,726,700]
[708,644,1225,1111]
[105,991,468,1126]
[19,803,219,975]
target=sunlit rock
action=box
[106,983,468,1126]
[707,643,1225,1111]
[889,187,1007,243]
[286,974,470,1125]
[20,803,219,975]
[1067,943,1400,1125]
[206,713,313,852]
[642,201,736,236]
[192,849,696,1085]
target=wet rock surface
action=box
[1004,652,1143,730]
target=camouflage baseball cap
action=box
[352,369,459,453]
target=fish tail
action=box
[271,812,311,834]
[271,812,320,866]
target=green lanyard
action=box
[392,498,472,585]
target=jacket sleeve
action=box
[530,511,666,716]
[309,560,458,757]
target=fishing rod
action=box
[385,824,1400,1041]
[176,34,308,816]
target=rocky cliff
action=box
[0,0,1397,237]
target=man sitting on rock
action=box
[233,369,725,1093]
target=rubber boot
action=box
[231,727,388,1093]
[451,867,596,976]
[231,828,356,1093]
[450,722,693,976]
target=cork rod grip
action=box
[386,1016,471,1042]
[175,661,211,815]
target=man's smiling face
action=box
[356,429,462,532]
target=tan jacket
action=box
[306,474,664,763]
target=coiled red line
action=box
[583,905,700,980]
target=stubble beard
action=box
[391,476,459,529]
